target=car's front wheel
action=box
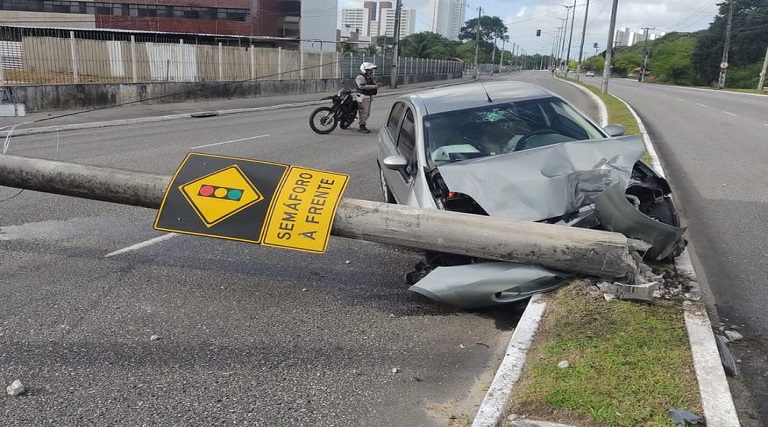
[379,166,395,203]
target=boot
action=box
[358,124,370,134]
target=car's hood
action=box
[436,136,646,221]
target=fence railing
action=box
[0,26,464,86]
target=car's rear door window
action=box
[397,109,416,176]
[387,102,406,134]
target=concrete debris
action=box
[600,281,659,302]
[506,414,577,427]
[715,333,739,378]
[603,293,616,302]
[668,408,704,425]
[724,330,744,342]
[150,335,161,341]
[391,368,400,374]
[6,380,26,396]
[557,360,570,369]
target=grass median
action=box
[502,79,702,427]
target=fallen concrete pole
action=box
[0,153,641,277]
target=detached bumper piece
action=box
[409,263,566,310]
[595,182,687,261]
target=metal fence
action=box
[0,25,464,86]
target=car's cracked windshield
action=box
[424,96,605,166]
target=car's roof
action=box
[402,81,557,115]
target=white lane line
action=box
[675,97,684,101]
[723,111,736,116]
[764,123,768,127]
[191,134,269,149]
[696,103,708,108]
[105,233,178,258]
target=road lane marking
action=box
[723,111,736,116]
[191,134,270,149]
[696,103,708,108]
[675,97,684,101]
[105,233,178,257]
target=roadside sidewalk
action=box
[0,77,474,134]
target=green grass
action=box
[575,80,652,165]
[507,284,701,427]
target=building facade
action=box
[614,27,630,47]
[430,0,466,40]
[0,0,336,44]
[340,8,370,36]
[379,7,415,39]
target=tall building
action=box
[430,0,466,40]
[630,31,645,46]
[379,7,415,39]
[614,27,631,47]
[0,0,337,43]
[363,1,377,21]
[341,8,370,36]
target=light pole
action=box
[638,27,654,82]
[575,0,590,82]
[473,7,482,79]
[601,0,619,93]
[718,0,734,89]
[565,0,577,75]
[559,4,574,74]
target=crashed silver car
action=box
[376,81,686,309]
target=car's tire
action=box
[309,107,338,134]
[379,166,396,203]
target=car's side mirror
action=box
[603,124,626,137]
[382,155,408,170]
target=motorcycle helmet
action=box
[360,62,377,73]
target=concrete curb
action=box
[471,76,740,427]
[472,294,547,427]
[0,80,472,139]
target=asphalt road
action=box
[0,81,543,426]
[577,74,768,426]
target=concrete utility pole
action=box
[638,27,654,82]
[601,0,619,93]
[575,0,590,82]
[390,0,403,88]
[718,0,734,89]
[473,7,482,79]
[758,44,768,92]
[0,154,642,277]
[565,0,577,74]
[559,6,572,73]
[499,37,506,68]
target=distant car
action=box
[585,70,595,77]
[375,81,685,307]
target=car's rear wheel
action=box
[379,166,395,203]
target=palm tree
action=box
[362,45,379,55]
[401,32,448,59]
[338,41,357,54]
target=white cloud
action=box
[334,0,721,57]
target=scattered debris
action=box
[150,334,161,341]
[557,360,569,369]
[668,408,704,425]
[345,260,350,264]
[301,288,307,292]
[599,281,658,302]
[715,333,739,378]
[391,368,400,374]
[6,380,25,396]
[724,330,744,342]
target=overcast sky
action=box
[339,0,721,57]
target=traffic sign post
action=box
[154,153,349,253]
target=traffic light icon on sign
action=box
[536,29,541,37]
[198,185,244,202]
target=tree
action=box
[401,32,450,59]
[648,33,699,85]
[459,16,508,45]
[338,41,357,54]
[362,44,379,55]
[691,0,768,86]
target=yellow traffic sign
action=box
[263,167,349,253]
[154,153,349,253]
[180,165,264,227]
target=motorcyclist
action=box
[355,62,383,133]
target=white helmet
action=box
[360,62,377,73]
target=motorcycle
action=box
[308,88,359,134]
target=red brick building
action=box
[0,0,302,38]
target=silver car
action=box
[376,81,685,308]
